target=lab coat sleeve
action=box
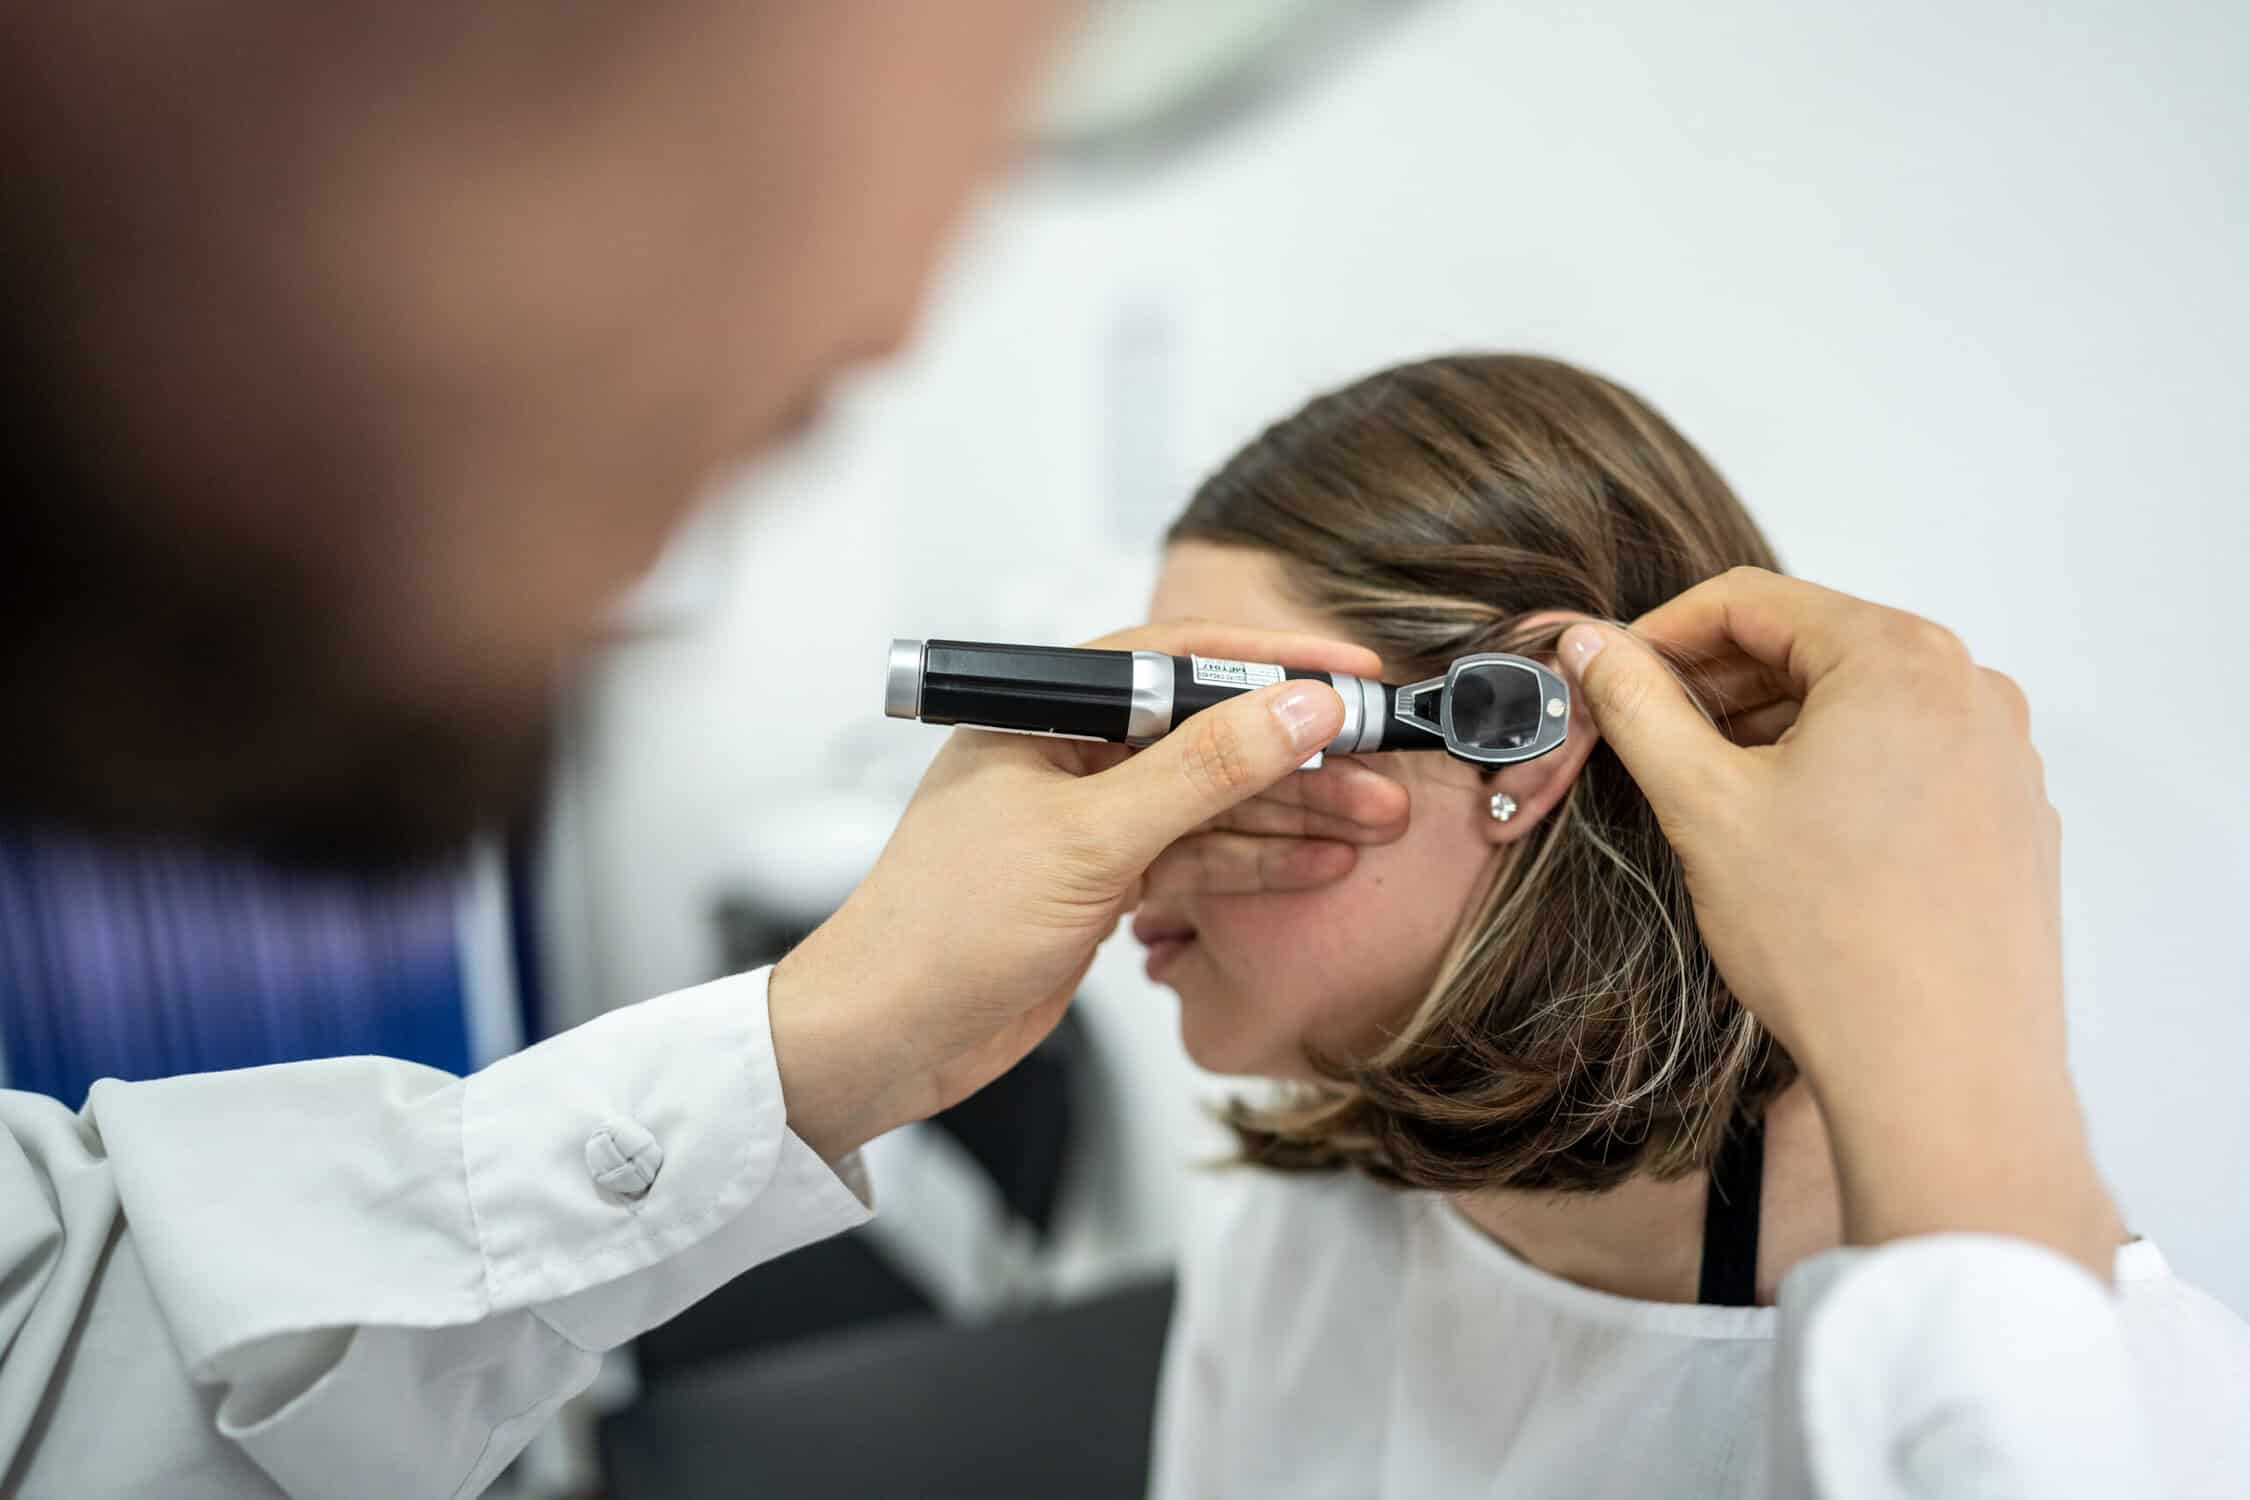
[1769,1234,2165,1500]
[0,965,871,1499]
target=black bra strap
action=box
[1697,1114,1765,1307]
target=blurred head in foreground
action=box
[0,0,1053,865]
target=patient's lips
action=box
[1131,909,1198,982]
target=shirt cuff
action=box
[92,963,870,1378]
[464,965,872,1317]
[1776,1234,2160,1500]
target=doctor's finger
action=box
[1201,759,1409,842]
[1718,698,1801,747]
[1084,679,1347,873]
[1201,796,1406,845]
[1044,744,1407,846]
[1077,619,1383,682]
[1673,653,1799,721]
[1142,831,1360,902]
[1630,567,1885,695]
[1559,623,1742,817]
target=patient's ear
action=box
[1479,611,1599,847]
[1478,696,1597,846]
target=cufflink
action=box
[585,1118,664,1200]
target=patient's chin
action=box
[1174,993,1295,1080]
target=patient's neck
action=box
[1449,1082,1842,1306]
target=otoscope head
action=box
[1388,652,1571,767]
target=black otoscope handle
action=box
[917,641,1136,739]
[914,641,1337,739]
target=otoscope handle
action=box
[910,641,1138,740]
[884,639,1439,756]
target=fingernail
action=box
[1270,681,1336,752]
[1558,624,1607,680]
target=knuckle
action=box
[1883,610,1965,663]
[1882,622,1975,709]
[1920,620,1971,667]
[1979,667,2032,729]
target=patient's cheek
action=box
[1198,891,1421,1068]
[1169,897,1330,1070]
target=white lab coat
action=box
[0,968,869,1498]
[1151,1166,2250,1500]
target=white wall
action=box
[552,0,2250,1311]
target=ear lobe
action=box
[1479,694,1599,846]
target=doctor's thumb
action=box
[1088,679,1345,872]
[1557,623,1734,821]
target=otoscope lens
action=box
[1446,662,1544,754]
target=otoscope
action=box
[884,640,1570,767]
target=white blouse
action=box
[1151,1165,2250,1499]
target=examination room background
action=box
[533,0,2250,1317]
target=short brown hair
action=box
[1169,353,1792,1194]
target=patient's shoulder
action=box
[1155,1165,1415,1487]
[2113,1241,2250,1490]
[2115,1239,2250,1355]
[1178,1163,1412,1311]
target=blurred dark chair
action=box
[604,1276,1175,1500]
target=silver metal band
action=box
[1353,673,1385,752]
[884,639,926,720]
[1323,671,1389,755]
[1327,670,1362,755]
[1126,651,1174,744]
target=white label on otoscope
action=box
[1189,655,1285,691]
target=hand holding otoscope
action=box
[772,622,1409,1161]
[773,630,1568,1153]
[774,626,1568,1160]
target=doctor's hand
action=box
[769,622,1407,1165]
[1556,568,2120,1280]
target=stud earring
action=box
[1489,792,1518,823]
